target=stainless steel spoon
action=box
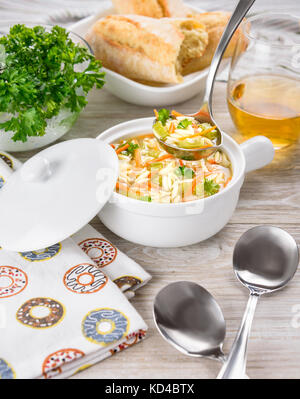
[153,281,227,362]
[217,226,299,379]
[154,0,256,160]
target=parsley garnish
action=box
[117,141,139,155]
[0,24,105,142]
[204,178,220,196]
[175,166,195,179]
[126,142,139,155]
[177,119,192,129]
[157,109,170,126]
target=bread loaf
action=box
[110,1,246,75]
[86,15,208,84]
[182,11,246,74]
[111,0,189,18]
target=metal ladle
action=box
[154,0,256,160]
[217,226,299,379]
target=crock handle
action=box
[240,136,274,174]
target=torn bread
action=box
[182,11,246,74]
[111,0,189,18]
[85,15,208,84]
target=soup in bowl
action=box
[113,133,232,204]
[97,118,274,247]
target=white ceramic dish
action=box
[70,5,228,107]
[97,118,274,247]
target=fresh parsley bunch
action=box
[0,24,105,142]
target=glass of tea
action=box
[227,13,300,149]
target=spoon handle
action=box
[202,0,256,114]
[217,292,259,379]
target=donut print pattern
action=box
[19,243,61,262]
[16,297,65,329]
[113,276,142,290]
[110,329,147,356]
[82,308,129,346]
[72,364,92,376]
[42,348,85,379]
[0,359,16,379]
[78,238,117,268]
[63,263,108,294]
[0,266,28,299]
[0,176,4,190]
[0,153,13,169]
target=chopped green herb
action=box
[157,108,170,126]
[116,141,138,155]
[0,24,105,142]
[177,119,192,129]
[204,178,220,196]
[175,165,195,179]
[140,195,152,202]
[126,141,139,155]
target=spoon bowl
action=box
[154,123,222,161]
[153,281,226,361]
[233,225,299,292]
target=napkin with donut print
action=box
[72,225,150,299]
[0,153,150,379]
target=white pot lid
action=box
[0,138,118,252]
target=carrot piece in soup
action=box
[116,143,129,154]
[171,110,184,117]
[146,154,173,166]
[116,181,129,193]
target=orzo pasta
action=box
[113,133,232,203]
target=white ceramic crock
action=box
[97,118,274,247]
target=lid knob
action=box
[20,156,52,182]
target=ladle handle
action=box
[203,0,256,115]
[217,292,259,379]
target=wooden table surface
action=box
[8,0,300,380]
[15,81,300,380]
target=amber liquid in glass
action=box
[227,74,300,149]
